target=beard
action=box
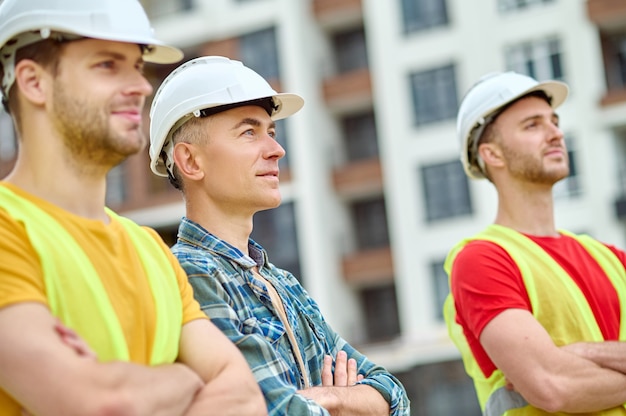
[50,81,146,171]
[500,141,570,185]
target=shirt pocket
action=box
[302,312,328,348]
[241,316,286,346]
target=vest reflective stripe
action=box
[444,224,626,416]
[0,186,181,364]
[484,388,527,416]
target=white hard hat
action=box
[0,0,183,102]
[149,56,305,177]
[458,71,569,179]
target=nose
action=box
[265,134,285,160]
[548,122,564,144]
[124,71,154,98]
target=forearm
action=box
[530,355,626,413]
[561,341,626,374]
[297,385,389,416]
[84,361,203,416]
[184,361,267,416]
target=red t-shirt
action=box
[451,233,626,377]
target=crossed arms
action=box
[0,302,265,416]
[481,309,626,413]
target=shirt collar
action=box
[178,216,268,269]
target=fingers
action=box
[346,357,357,385]
[54,320,98,359]
[324,351,363,386]
[334,350,348,386]
[321,355,333,386]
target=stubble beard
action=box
[51,82,146,173]
[501,142,570,185]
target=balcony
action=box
[342,246,394,286]
[332,158,383,198]
[322,68,373,113]
[587,0,626,29]
[312,0,363,29]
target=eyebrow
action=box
[92,50,144,65]
[519,112,560,124]
[231,117,276,131]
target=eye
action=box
[268,130,277,139]
[96,60,116,70]
[524,120,538,129]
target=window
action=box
[333,27,369,73]
[409,64,458,126]
[251,202,302,283]
[351,197,390,249]
[498,0,555,13]
[505,37,564,81]
[360,284,401,342]
[401,0,449,33]
[395,360,481,415]
[0,109,16,162]
[341,111,379,162]
[240,27,280,81]
[421,160,472,222]
[603,32,626,90]
[553,136,582,199]
[274,118,290,171]
[430,259,449,321]
[105,163,127,207]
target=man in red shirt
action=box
[445,71,626,415]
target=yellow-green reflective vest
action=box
[444,224,626,416]
[0,186,182,364]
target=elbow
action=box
[79,391,142,416]
[521,375,569,413]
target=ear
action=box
[172,142,205,182]
[13,59,48,107]
[478,142,505,171]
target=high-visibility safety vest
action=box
[444,224,626,416]
[0,186,182,364]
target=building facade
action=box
[1,0,625,414]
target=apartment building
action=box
[1,0,625,414]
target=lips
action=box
[113,108,142,124]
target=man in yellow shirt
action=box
[0,1,265,415]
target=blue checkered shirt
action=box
[173,217,410,416]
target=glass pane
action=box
[251,202,302,283]
[240,27,280,81]
[402,0,449,33]
[360,285,401,342]
[421,160,472,222]
[351,197,390,249]
[410,64,458,126]
[342,111,379,162]
[333,27,369,73]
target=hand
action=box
[321,351,364,387]
[54,319,97,359]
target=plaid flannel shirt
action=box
[173,217,410,416]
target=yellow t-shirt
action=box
[0,183,206,414]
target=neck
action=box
[185,195,254,254]
[494,180,558,237]
[6,126,111,221]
